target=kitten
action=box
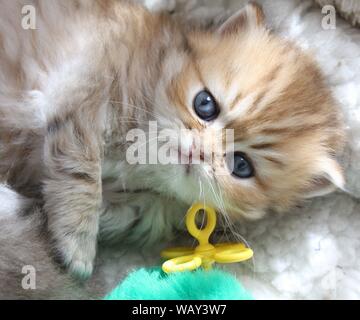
[0,0,345,279]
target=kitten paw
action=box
[54,237,97,281]
[68,259,94,280]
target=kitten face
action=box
[149,3,345,220]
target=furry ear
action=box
[304,158,345,199]
[218,2,265,35]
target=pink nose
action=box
[199,150,205,161]
[188,144,205,163]
[180,146,205,163]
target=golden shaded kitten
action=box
[0,0,345,279]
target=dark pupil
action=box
[194,90,219,121]
[232,153,254,178]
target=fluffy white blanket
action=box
[111,0,359,300]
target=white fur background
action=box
[108,0,360,300]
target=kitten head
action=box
[149,2,345,220]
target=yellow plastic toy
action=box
[161,202,253,274]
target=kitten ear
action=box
[218,2,266,35]
[304,158,345,199]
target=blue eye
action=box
[193,90,219,121]
[230,152,254,179]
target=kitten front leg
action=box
[43,113,103,280]
[99,191,187,246]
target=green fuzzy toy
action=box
[105,203,254,300]
[104,267,252,300]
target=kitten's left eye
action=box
[193,90,219,121]
[229,152,255,179]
